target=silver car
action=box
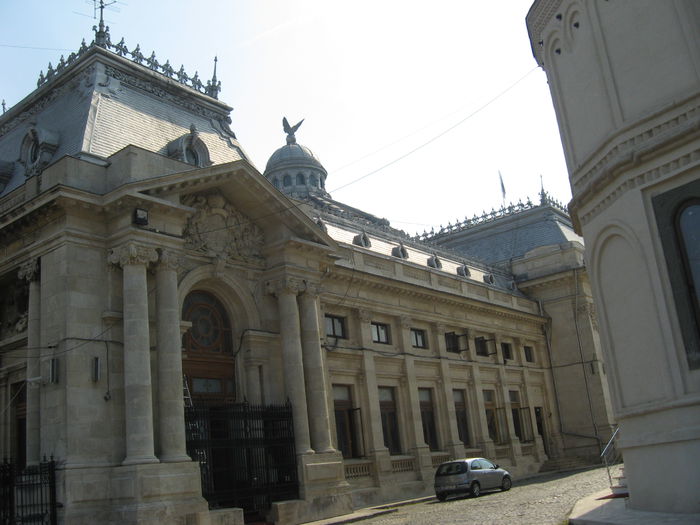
[434,457,512,501]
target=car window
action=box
[436,462,466,476]
[481,459,495,469]
[470,460,482,470]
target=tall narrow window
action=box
[475,337,489,356]
[379,387,401,455]
[678,202,700,336]
[653,182,700,369]
[333,385,361,458]
[371,322,391,344]
[411,328,427,348]
[509,390,523,441]
[501,342,513,360]
[524,345,535,363]
[325,315,347,338]
[453,389,471,447]
[445,332,459,353]
[483,389,507,445]
[419,388,439,451]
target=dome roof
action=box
[264,143,326,176]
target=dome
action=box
[264,118,330,198]
[264,143,326,175]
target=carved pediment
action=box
[182,190,264,264]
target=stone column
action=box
[299,284,334,453]
[470,366,496,458]
[435,323,465,458]
[269,278,313,455]
[155,250,189,462]
[19,258,41,465]
[109,243,159,465]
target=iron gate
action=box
[0,458,57,525]
[185,402,298,519]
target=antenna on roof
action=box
[92,0,116,47]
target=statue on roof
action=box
[283,117,304,145]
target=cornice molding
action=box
[325,271,544,326]
[570,98,700,228]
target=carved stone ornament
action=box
[157,249,181,272]
[182,190,264,264]
[266,277,304,297]
[108,242,159,268]
[18,258,40,282]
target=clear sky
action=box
[0,0,570,236]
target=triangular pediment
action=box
[133,159,338,255]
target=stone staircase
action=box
[538,456,599,473]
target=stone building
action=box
[0,17,612,525]
[527,0,700,515]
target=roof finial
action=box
[283,117,304,145]
[539,174,547,204]
[93,0,114,48]
[1,100,5,114]
[205,56,222,99]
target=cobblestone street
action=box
[359,467,610,525]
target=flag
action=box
[498,170,506,201]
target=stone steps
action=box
[538,456,599,473]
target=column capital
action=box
[18,257,40,282]
[301,281,322,298]
[109,242,158,268]
[356,309,372,323]
[156,248,182,272]
[266,276,304,297]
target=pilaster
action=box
[19,258,41,465]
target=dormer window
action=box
[428,253,442,269]
[392,242,409,259]
[185,146,199,167]
[353,231,372,248]
[167,125,211,167]
[20,126,59,177]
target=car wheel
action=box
[470,481,481,497]
[436,492,447,502]
[501,476,512,491]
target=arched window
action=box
[283,174,292,187]
[296,173,305,185]
[182,291,232,354]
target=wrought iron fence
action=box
[185,402,298,519]
[0,457,57,525]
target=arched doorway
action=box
[182,290,236,405]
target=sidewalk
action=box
[569,490,700,525]
[302,496,434,525]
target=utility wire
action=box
[329,66,538,193]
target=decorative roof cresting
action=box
[33,0,222,100]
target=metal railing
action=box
[0,457,57,525]
[600,426,623,487]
